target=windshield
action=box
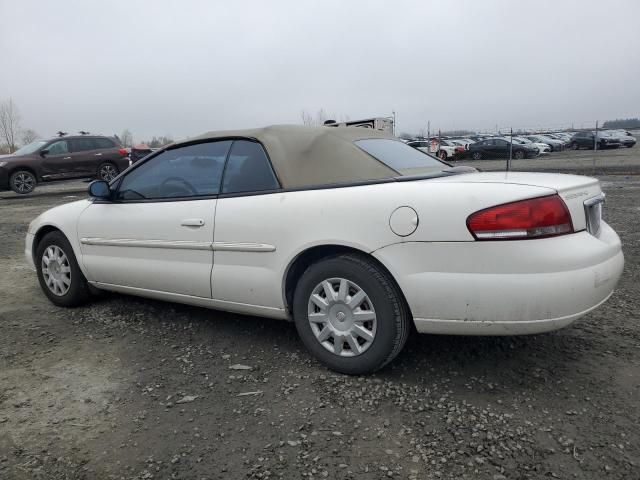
[355,139,449,175]
[13,140,47,156]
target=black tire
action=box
[35,231,92,307]
[471,151,482,160]
[514,150,525,160]
[439,150,448,161]
[9,170,37,194]
[571,142,579,150]
[97,162,119,181]
[292,253,411,375]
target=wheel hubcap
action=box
[100,165,117,181]
[307,278,377,357]
[41,245,71,296]
[14,173,35,193]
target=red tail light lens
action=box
[467,194,573,240]
[118,148,128,156]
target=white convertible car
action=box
[25,126,624,374]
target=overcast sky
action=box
[1,0,639,141]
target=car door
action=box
[482,139,497,157]
[69,137,102,176]
[40,140,75,180]
[494,139,509,157]
[77,140,232,298]
[209,139,282,310]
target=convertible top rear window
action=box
[355,139,447,174]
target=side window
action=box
[496,139,508,146]
[71,138,98,152]
[221,140,279,194]
[116,141,232,200]
[94,138,115,149]
[47,140,68,155]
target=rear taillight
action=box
[118,148,128,156]
[467,194,573,240]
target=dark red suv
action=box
[0,135,130,194]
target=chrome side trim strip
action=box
[80,238,212,250]
[80,237,276,253]
[212,241,276,252]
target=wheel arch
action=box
[32,225,64,263]
[282,243,413,320]
[8,165,39,182]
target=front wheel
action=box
[514,150,525,159]
[35,231,92,307]
[471,151,482,160]
[571,142,579,150]
[98,162,119,181]
[9,170,37,194]
[439,150,448,161]
[293,254,411,375]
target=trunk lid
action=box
[432,171,602,232]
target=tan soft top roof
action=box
[181,125,400,189]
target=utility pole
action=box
[392,110,396,136]
[593,120,598,173]
[427,120,430,140]
[507,127,513,171]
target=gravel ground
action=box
[0,150,639,479]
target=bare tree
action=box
[120,129,134,147]
[300,108,330,126]
[0,99,21,152]
[21,128,39,145]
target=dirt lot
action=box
[1,150,639,480]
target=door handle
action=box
[63,156,72,160]
[181,218,205,227]
[94,153,102,156]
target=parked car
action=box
[0,135,129,194]
[467,137,538,160]
[512,137,551,155]
[570,131,622,150]
[25,125,623,374]
[605,130,636,148]
[526,135,565,152]
[407,139,462,161]
[130,143,154,163]
[547,133,572,147]
[437,139,466,160]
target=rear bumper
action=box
[373,223,624,336]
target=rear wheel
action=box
[98,162,119,181]
[293,254,411,375]
[439,150,448,161]
[571,142,579,150]
[9,170,37,194]
[35,231,92,307]
[472,151,482,160]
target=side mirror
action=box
[40,149,49,157]
[88,180,111,199]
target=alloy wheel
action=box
[41,245,71,296]
[99,164,118,181]
[307,277,377,357]
[12,172,35,193]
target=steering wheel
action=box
[160,177,198,197]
